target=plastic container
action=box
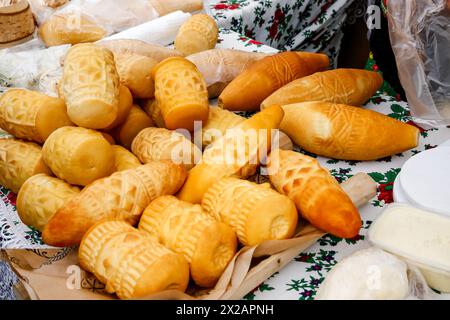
[369,204,450,293]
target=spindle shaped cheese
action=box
[187,49,269,98]
[150,0,204,17]
[61,44,120,129]
[131,127,201,170]
[219,51,330,111]
[152,57,209,131]
[112,145,141,172]
[261,69,383,109]
[103,85,133,131]
[39,13,106,47]
[42,127,115,186]
[202,177,298,246]
[98,39,183,62]
[0,89,73,143]
[175,14,218,56]
[201,107,244,148]
[0,139,51,193]
[140,99,165,128]
[17,174,80,231]
[43,161,187,247]
[139,196,237,287]
[281,102,420,160]
[115,54,158,99]
[268,150,361,238]
[110,105,155,149]
[177,105,284,204]
[79,220,189,299]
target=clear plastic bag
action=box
[28,0,160,34]
[388,0,450,128]
[0,45,69,96]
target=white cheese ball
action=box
[316,247,410,300]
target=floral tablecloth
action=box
[1,29,450,300]
[206,0,357,67]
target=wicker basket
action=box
[0,0,35,44]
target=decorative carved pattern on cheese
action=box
[79,220,189,299]
[152,57,209,131]
[0,139,51,193]
[202,177,298,246]
[261,69,383,109]
[268,150,361,239]
[61,44,119,129]
[141,99,165,128]
[132,127,201,170]
[17,174,80,231]
[139,195,237,287]
[0,89,72,143]
[201,107,244,147]
[175,14,219,56]
[42,161,186,246]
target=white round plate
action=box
[398,147,450,216]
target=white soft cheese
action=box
[316,247,410,300]
[369,205,450,272]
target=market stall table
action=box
[1,29,450,300]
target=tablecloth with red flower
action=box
[206,0,355,67]
[1,31,450,300]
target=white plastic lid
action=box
[397,147,450,216]
[441,139,450,148]
[393,174,408,203]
